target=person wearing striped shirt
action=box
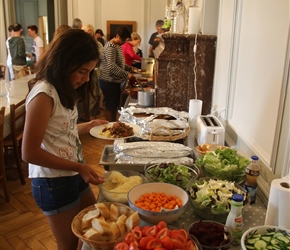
[99,26,136,122]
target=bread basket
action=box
[71,202,136,250]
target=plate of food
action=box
[89,121,141,140]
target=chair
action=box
[3,99,26,185]
[20,66,32,78]
[0,64,6,79]
[0,107,10,202]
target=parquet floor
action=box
[0,131,113,250]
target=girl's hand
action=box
[78,164,105,185]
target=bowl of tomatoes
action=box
[114,221,201,250]
[127,182,189,224]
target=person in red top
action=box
[122,32,142,66]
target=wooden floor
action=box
[0,132,113,250]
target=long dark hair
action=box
[29,29,100,109]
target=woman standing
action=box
[122,32,142,66]
[99,26,135,122]
[22,29,107,250]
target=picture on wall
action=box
[107,21,137,41]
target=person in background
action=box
[122,32,142,66]
[78,24,104,122]
[27,25,44,65]
[99,26,135,122]
[6,24,14,80]
[9,23,27,79]
[95,29,107,45]
[22,29,107,250]
[53,24,71,39]
[148,19,164,58]
[72,18,82,29]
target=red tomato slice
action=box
[139,236,155,249]
[145,225,157,237]
[172,239,186,249]
[132,226,142,240]
[156,227,169,240]
[153,248,166,250]
[115,242,129,250]
[125,232,136,245]
[141,226,151,236]
[179,229,189,241]
[171,230,187,245]
[156,221,167,232]
[160,235,173,249]
[186,240,197,250]
[129,242,139,250]
[146,238,162,249]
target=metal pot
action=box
[137,89,154,107]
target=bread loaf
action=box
[81,209,100,229]
[91,218,112,236]
[110,222,121,240]
[83,228,110,241]
[125,211,140,232]
[109,203,119,222]
[95,203,110,219]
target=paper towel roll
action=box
[188,7,201,34]
[188,99,202,128]
[264,177,290,229]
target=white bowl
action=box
[241,225,290,250]
[127,182,189,224]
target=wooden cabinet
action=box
[154,33,217,115]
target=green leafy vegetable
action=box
[197,148,251,183]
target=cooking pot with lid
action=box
[138,89,154,107]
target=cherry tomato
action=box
[179,229,189,241]
[146,238,162,249]
[156,227,169,240]
[160,235,173,249]
[132,226,142,240]
[115,242,129,250]
[156,221,167,232]
[139,236,155,249]
[125,232,137,245]
[186,240,197,250]
[145,225,157,237]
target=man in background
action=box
[72,18,82,29]
[148,19,164,58]
[9,23,26,79]
[27,25,44,65]
[6,25,14,80]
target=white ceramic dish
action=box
[89,122,141,140]
[127,182,189,224]
[241,225,290,250]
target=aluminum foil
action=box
[118,107,190,139]
[115,155,194,165]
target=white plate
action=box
[89,122,141,140]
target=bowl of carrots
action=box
[127,182,189,224]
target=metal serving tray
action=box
[99,145,145,172]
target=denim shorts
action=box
[31,174,91,216]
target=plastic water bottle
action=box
[243,155,260,204]
[225,194,244,245]
[171,0,185,33]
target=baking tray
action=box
[99,145,145,172]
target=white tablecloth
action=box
[0,74,35,138]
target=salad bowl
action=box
[144,162,200,190]
[187,178,247,223]
[196,147,251,184]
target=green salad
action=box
[187,178,247,214]
[145,162,198,190]
[197,147,251,183]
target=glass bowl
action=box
[99,170,147,204]
[144,162,200,190]
[188,220,234,250]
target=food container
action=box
[188,220,234,250]
[127,182,189,224]
[144,162,200,190]
[71,202,137,250]
[187,178,247,223]
[99,170,147,204]
[137,89,154,107]
[241,225,290,250]
[141,58,154,76]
